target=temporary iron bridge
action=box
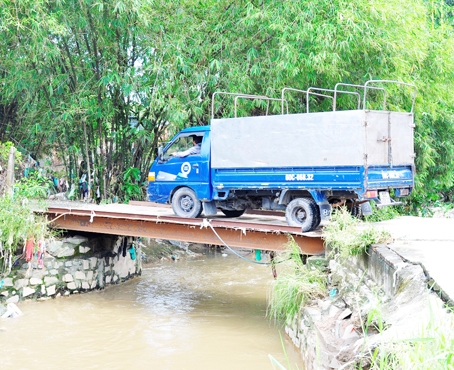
[42,201,325,255]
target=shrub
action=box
[14,171,54,199]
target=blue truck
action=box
[147,80,416,232]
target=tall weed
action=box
[364,202,403,222]
[323,208,390,261]
[267,238,326,324]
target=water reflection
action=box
[0,249,303,370]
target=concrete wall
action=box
[286,245,447,370]
[0,234,141,305]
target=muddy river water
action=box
[1,248,303,370]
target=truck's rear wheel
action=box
[346,201,362,218]
[286,198,316,232]
[220,209,246,218]
[171,187,202,218]
[307,198,321,230]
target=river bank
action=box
[286,216,454,369]
[0,234,142,316]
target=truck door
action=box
[365,111,391,166]
[155,132,210,200]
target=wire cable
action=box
[204,219,291,266]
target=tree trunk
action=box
[6,146,16,196]
[82,120,92,201]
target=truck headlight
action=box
[148,172,156,182]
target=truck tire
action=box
[285,198,315,232]
[171,187,202,218]
[306,198,321,230]
[221,209,246,218]
[347,201,362,218]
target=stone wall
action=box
[0,234,142,306]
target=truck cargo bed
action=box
[211,110,414,169]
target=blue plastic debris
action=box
[129,246,136,260]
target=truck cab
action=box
[148,126,211,217]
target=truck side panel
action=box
[211,110,415,170]
[211,110,366,169]
[212,166,364,192]
[211,165,413,197]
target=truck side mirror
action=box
[158,146,163,159]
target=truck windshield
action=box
[164,136,195,159]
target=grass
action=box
[267,210,388,330]
[365,306,454,370]
[323,207,391,261]
[364,201,403,222]
[267,238,326,324]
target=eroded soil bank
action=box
[287,241,452,369]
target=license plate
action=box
[379,191,391,205]
[399,188,409,196]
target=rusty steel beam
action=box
[46,208,325,255]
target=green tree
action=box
[1,0,453,203]
[0,0,169,200]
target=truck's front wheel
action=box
[172,187,202,218]
[286,198,316,232]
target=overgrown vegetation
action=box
[267,238,326,324]
[364,202,404,223]
[268,210,393,325]
[121,167,145,202]
[323,208,391,261]
[0,141,22,165]
[13,171,55,199]
[0,143,53,277]
[0,195,50,277]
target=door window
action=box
[163,134,203,160]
